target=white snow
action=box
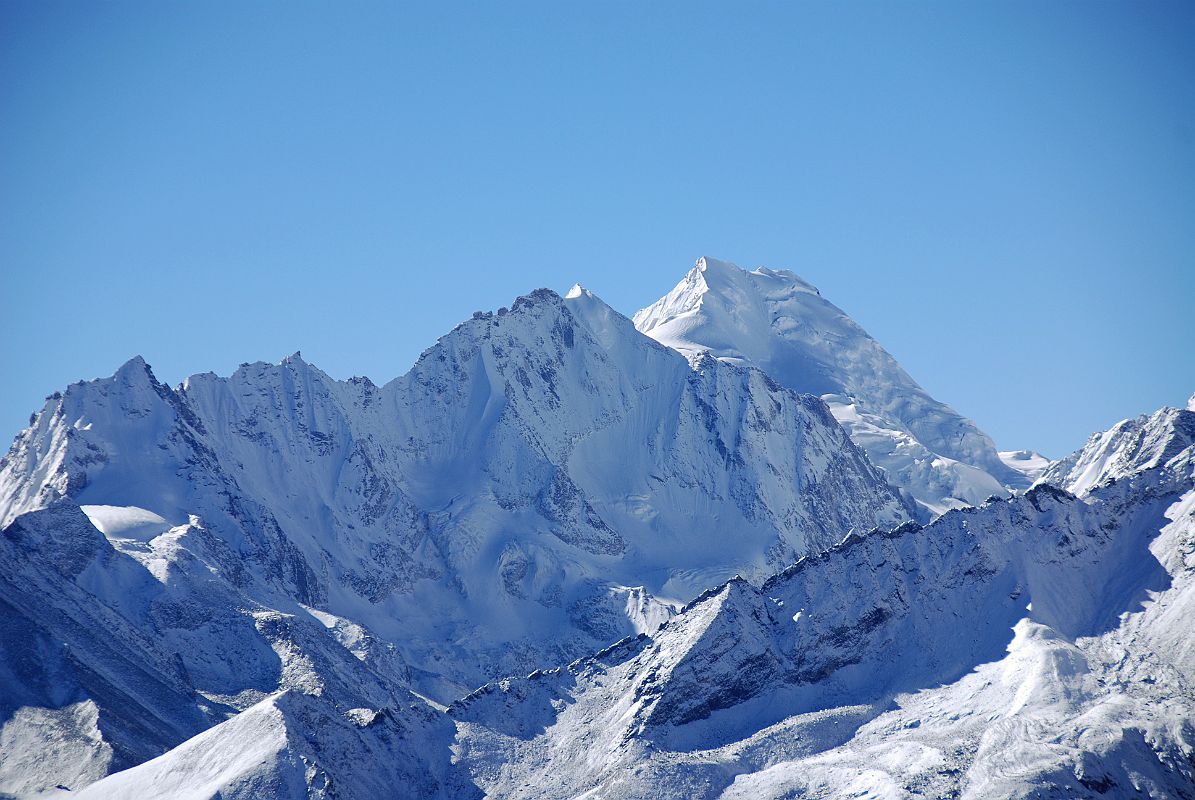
[0,701,112,797]
[634,257,1032,517]
[998,449,1052,482]
[79,504,172,541]
[2,273,1191,799]
[448,414,1195,798]
[70,695,296,800]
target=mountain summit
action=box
[1,265,1191,799]
[0,284,913,794]
[635,257,1033,516]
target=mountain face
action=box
[0,286,911,795]
[4,262,1189,800]
[60,398,1195,800]
[634,257,1037,517]
[444,404,1195,799]
[1037,404,1195,497]
[0,501,469,800]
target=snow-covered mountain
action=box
[634,257,1040,517]
[3,263,1189,799]
[0,286,911,795]
[442,403,1195,798]
[59,399,1195,799]
[0,500,468,799]
[1037,404,1195,496]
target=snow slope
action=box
[0,286,909,795]
[634,257,1038,516]
[998,449,1052,483]
[1037,404,1195,496]
[68,691,473,800]
[73,416,1195,799]
[0,499,458,798]
[448,404,1195,798]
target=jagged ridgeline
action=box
[2,260,1191,799]
[0,282,911,795]
[634,257,1047,516]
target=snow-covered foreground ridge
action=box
[0,284,912,796]
[448,406,1195,799]
[634,257,1044,516]
[47,396,1195,797]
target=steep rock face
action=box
[0,287,910,795]
[634,257,1034,516]
[449,407,1195,799]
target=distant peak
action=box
[691,257,821,296]
[119,354,149,371]
[563,283,612,308]
[1188,392,1195,412]
[114,355,156,384]
[693,256,742,279]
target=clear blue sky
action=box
[2,1,1192,458]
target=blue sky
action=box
[1,1,1192,458]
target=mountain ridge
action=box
[3,267,1190,799]
[440,404,1195,798]
[634,257,1036,517]
[0,283,913,795]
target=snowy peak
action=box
[0,354,195,529]
[636,576,784,735]
[562,283,645,353]
[635,256,1027,517]
[1037,404,1195,496]
[113,354,154,382]
[0,280,908,722]
[632,257,805,366]
[690,256,822,298]
[73,690,464,800]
